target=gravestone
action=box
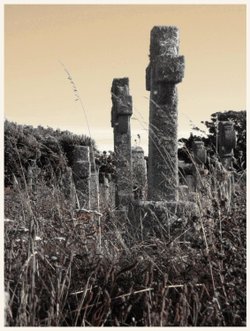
[192,141,207,166]
[146,26,185,201]
[217,121,236,211]
[129,26,200,240]
[111,78,133,209]
[132,146,147,200]
[218,121,236,170]
[178,160,196,192]
[90,168,99,210]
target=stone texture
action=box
[90,171,99,210]
[178,160,194,182]
[146,26,185,202]
[99,176,109,208]
[61,166,76,204]
[192,141,207,165]
[72,146,90,209]
[111,78,133,209]
[132,146,147,200]
[99,177,116,210]
[218,121,236,169]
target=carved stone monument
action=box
[218,121,236,169]
[111,78,133,208]
[132,146,147,200]
[146,26,185,201]
[129,26,200,240]
[192,141,207,166]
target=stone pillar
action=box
[178,161,196,191]
[146,26,185,201]
[90,170,99,210]
[192,141,207,191]
[61,166,76,204]
[132,146,147,200]
[192,141,207,166]
[111,78,133,209]
[99,176,110,209]
[218,121,236,170]
[72,146,90,209]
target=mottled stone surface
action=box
[185,174,197,192]
[178,161,194,187]
[99,177,116,210]
[89,171,99,210]
[61,166,76,204]
[132,146,147,200]
[178,185,189,200]
[111,78,133,208]
[218,121,236,169]
[147,26,185,201]
[72,146,90,209]
[192,141,207,165]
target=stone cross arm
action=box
[146,26,185,91]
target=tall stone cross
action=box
[111,78,133,208]
[146,26,185,201]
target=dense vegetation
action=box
[4,120,96,187]
[178,110,246,171]
[4,116,246,326]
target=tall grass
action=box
[4,81,246,326]
[4,154,246,325]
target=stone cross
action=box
[72,145,91,209]
[111,78,133,208]
[146,26,185,201]
[218,121,236,169]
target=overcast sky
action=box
[4,4,246,154]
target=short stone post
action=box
[61,166,76,204]
[218,121,236,170]
[218,121,236,210]
[99,176,110,209]
[192,141,207,191]
[111,78,133,209]
[72,146,90,209]
[132,146,147,200]
[90,168,99,210]
[178,161,196,192]
[146,26,185,201]
[192,141,207,166]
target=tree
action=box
[203,110,246,169]
[178,110,246,170]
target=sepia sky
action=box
[4,4,246,153]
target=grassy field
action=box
[4,121,246,326]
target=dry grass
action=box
[4,116,246,326]
[4,167,246,326]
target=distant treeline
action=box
[4,120,96,186]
